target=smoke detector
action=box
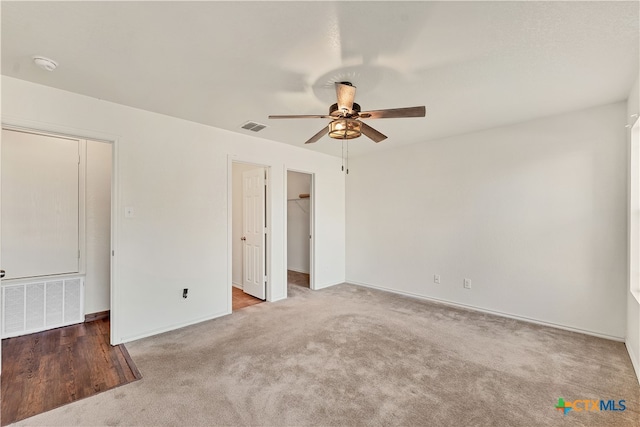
[32,56,58,71]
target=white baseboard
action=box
[348,280,625,342]
[269,294,287,303]
[232,282,243,290]
[313,280,344,291]
[626,341,640,385]
[118,310,230,344]
[287,267,309,274]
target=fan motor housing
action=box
[330,102,361,117]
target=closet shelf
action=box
[287,193,310,201]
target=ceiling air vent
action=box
[241,121,267,132]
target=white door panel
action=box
[242,168,266,300]
[1,129,80,280]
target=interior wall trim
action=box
[119,310,230,344]
[312,281,343,291]
[626,340,640,385]
[348,280,626,343]
[85,310,110,322]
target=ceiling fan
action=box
[268,82,426,145]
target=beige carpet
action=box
[13,283,639,426]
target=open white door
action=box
[1,130,81,280]
[242,168,266,300]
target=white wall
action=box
[627,74,640,382]
[1,76,346,343]
[231,162,261,287]
[85,140,112,314]
[347,102,628,339]
[287,171,311,273]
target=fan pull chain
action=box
[341,140,344,172]
[346,139,349,174]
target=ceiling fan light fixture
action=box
[329,119,361,140]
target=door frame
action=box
[227,157,272,312]
[285,168,316,290]
[0,118,120,345]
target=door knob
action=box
[241,237,246,241]
[0,270,5,279]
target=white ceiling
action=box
[2,1,638,157]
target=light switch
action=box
[125,207,135,218]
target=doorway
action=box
[231,161,268,310]
[286,170,313,289]
[0,128,113,339]
[0,124,116,379]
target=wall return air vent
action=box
[241,121,267,132]
[2,276,84,338]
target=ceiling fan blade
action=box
[304,126,329,144]
[359,106,426,119]
[360,122,387,143]
[269,114,333,119]
[335,82,356,113]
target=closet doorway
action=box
[231,162,268,311]
[286,170,314,289]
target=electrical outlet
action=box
[434,274,441,284]
[463,278,471,289]
[183,288,188,298]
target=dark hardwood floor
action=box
[1,317,141,426]
[288,270,310,287]
[232,286,263,310]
